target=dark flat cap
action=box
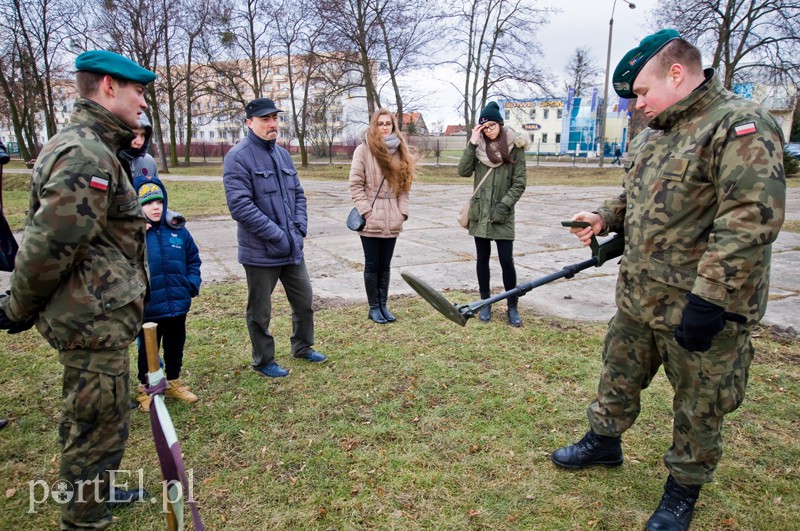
[612,29,681,99]
[75,50,156,85]
[246,98,283,118]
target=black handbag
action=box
[0,165,18,272]
[347,178,385,232]
[346,207,366,231]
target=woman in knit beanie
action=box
[457,101,530,327]
[349,109,417,323]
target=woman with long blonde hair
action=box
[349,109,416,323]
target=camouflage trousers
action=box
[58,357,131,530]
[588,310,754,485]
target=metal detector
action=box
[401,221,624,327]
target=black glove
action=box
[0,307,36,334]
[674,293,746,352]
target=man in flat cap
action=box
[0,50,156,528]
[223,98,327,379]
[551,30,785,530]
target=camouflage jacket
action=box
[597,71,785,331]
[4,98,148,374]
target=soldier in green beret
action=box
[550,30,786,530]
[0,50,156,528]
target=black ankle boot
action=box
[507,296,521,327]
[478,291,491,322]
[378,270,396,322]
[364,272,387,324]
[551,430,623,469]
[645,475,701,531]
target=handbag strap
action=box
[370,178,386,208]
[471,168,494,198]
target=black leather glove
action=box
[674,293,746,352]
[0,307,36,334]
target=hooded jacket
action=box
[223,130,307,267]
[138,179,202,320]
[122,112,159,182]
[125,113,185,228]
[457,127,529,240]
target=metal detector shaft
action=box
[458,257,599,316]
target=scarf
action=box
[385,133,401,154]
[475,127,518,168]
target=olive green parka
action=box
[457,128,529,240]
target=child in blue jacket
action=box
[136,180,202,411]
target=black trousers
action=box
[474,237,516,294]
[360,236,397,275]
[137,313,187,384]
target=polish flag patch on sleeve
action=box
[89,175,109,191]
[734,122,757,137]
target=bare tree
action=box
[317,0,383,116]
[179,0,215,165]
[210,0,274,99]
[652,0,800,88]
[0,0,77,143]
[372,0,442,129]
[446,0,553,130]
[564,46,600,97]
[0,38,39,160]
[271,0,326,167]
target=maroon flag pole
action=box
[143,322,205,530]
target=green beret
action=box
[612,29,680,99]
[75,50,157,85]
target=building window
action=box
[544,109,550,120]
[530,134,535,143]
[557,109,563,119]
[542,133,548,143]
[209,131,215,139]
[555,133,561,143]
[505,110,510,119]
[529,109,536,119]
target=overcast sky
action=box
[412,0,659,127]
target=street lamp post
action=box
[598,0,635,168]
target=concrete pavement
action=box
[2,178,798,333]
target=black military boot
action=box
[645,475,701,531]
[107,487,149,507]
[551,430,623,469]
[364,272,387,324]
[478,291,491,322]
[507,296,521,327]
[378,270,396,323]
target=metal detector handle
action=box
[561,221,624,267]
[561,220,599,255]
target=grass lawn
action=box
[1,285,798,529]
